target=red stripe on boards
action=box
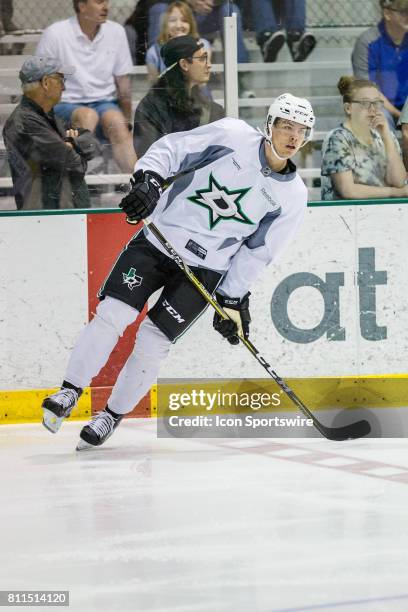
[86,213,150,417]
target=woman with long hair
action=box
[145,1,211,83]
[321,75,408,200]
[133,35,224,157]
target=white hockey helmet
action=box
[264,93,315,145]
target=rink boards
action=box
[0,202,407,423]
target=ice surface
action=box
[1,419,408,612]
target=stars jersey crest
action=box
[135,117,307,286]
[187,172,253,229]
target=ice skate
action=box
[42,388,80,434]
[76,407,123,451]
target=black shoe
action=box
[77,407,123,450]
[288,32,316,62]
[261,30,286,62]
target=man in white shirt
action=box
[36,0,136,172]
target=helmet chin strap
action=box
[258,126,310,163]
[266,137,290,162]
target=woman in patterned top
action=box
[321,75,408,200]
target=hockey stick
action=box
[143,218,371,441]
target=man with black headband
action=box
[133,35,224,156]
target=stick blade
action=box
[321,419,371,441]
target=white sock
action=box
[65,296,139,389]
[108,317,172,415]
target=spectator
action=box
[3,57,94,210]
[352,0,408,125]
[145,1,211,83]
[133,35,224,157]
[321,76,408,201]
[397,97,408,169]
[148,0,249,65]
[253,0,316,62]
[36,0,137,173]
[149,0,255,98]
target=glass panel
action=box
[236,0,381,201]
[0,0,393,211]
[131,0,226,160]
[0,0,231,211]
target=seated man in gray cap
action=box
[3,56,98,210]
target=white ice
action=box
[1,420,408,612]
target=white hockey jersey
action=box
[136,117,307,298]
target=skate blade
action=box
[42,408,63,434]
[76,438,97,451]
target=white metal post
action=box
[223,14,239,118]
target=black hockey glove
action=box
[119,170,165,224]
[213,292,251,346]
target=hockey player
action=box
[41,93,315,450]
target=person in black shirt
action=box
[133,35,224,157]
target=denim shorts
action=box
[54,99,120,125]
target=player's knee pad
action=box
[94,296,139,337]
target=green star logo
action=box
[188,173,253,229]
[122,267,143,291]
